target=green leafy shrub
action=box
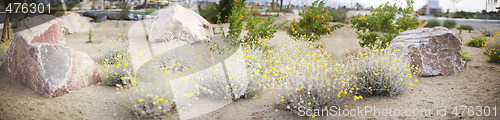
[345,48,415,96]
[424,19,440,28]
[350,0,422,49]
[328,8,347,23]
[461,51,473,61]
[457,24,474,33]
[442,20,456,29]
[286,0,344,42]
[272,40,348,115]
[219,1,281,52]
[466,36,486,47]
[98,36,132,86]
[198,3,219,23]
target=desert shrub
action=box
[98,36,132,86]
[241,47,271,99]
[424,19,440,28]
[344,48,415,96]
[198,3,219,23]
[485,47,500,63]
[350,0,422,49]
[120,76,175,118]
[480,29,495,37]
[457,24,474,33]
[272,40,348,116]
[461,51,473,61]
[466,36,486,47]
[218,1,281,52]
[442,20,456,29]
[205,39,273,101]
[286,0,344,42]
[328,8,347,23]
[117,38,201,118]
[485,31,500,63]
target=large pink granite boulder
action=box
[1,15,99,98]
[389,27,466,76]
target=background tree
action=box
[217,0,236,23]
[355,2,362,10]
[350,0,423,49]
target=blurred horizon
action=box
[194,0,500,12]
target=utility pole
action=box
[486,0,488,20]
[1,0,11,43]
[426,0,430,16]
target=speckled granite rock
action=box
[389,27,466,76]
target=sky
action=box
[219,0,500,12]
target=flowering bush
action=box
[204,39,272,100]
[462,51,473,61]
[344,48,416,96]
[96,36,176,117]
[485,30,500,63]
[486,48,500,63]
[120,75,175,118]
[116,39,191,118]
[241,47,271,99]
[466,36,486,48]
[350,0,422,49]
[270,40,348,115]
[286,0,344,42]
[98,36,133,86]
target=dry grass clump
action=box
[344,48,415,97]
[270,40,348,114]
[98,36,132,86]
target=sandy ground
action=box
[0,20,499,119]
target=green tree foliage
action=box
[286,0,344,42]
[350,0,423,49]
